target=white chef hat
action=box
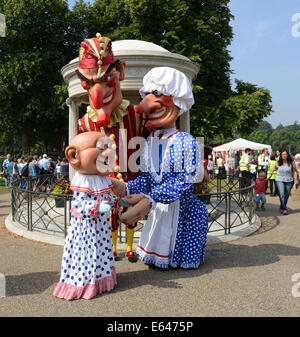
[139,67,195,116]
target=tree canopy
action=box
[0,0,274,154]
[0,0,82,154]
[248,121,300,155]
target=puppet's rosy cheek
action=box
[84,148,98,158]
[160,95,172,104]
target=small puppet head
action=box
[65,131,116,176]
[76,33,126,127]
[134,67,194,130]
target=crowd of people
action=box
[2,147,300,216]
[208,148,300,215]
[0,153,69,188]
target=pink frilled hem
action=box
[53,267,117,300]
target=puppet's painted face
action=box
[76,61,125,127]
[65,131,116,176]
[134,90,179,130]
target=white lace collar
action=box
[70,172,112,195]
[151,128,180,140]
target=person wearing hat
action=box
[111,67,209,269]
[75,33,148,262]
[38,154,50,174]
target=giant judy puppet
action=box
[75,33,147,262]
[112,67,210,269]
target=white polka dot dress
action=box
[127,129,208,269]
[53,173,116,300]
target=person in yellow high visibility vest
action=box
[258,148,270,172]
[267,154,278,196]
[239,148,252,190]
[275,149,281,162]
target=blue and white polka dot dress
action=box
[53,174,116,300]
[127,129,208,269]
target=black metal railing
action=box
[11,175,73,235]
[194,173,255,235]
[11,173,255,238]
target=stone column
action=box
[66,98,81,181]
[180,110,190,134]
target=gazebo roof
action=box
[113,39,170,53]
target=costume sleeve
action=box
[150,136,203,204]
[126,172,152,195]
[70,192,115,218]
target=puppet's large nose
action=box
[134,95,161,115]
[134,103,145,115]
[90,83,104,109]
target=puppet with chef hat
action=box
[111,66,209,269]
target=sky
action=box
[68,0,299,128]
[228,0,300,128]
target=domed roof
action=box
[112,40,169,53]
[67,39,190,65]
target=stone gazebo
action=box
[61,40,199,178]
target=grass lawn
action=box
[0,186,11,194]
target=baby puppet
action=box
[53,131,129,301]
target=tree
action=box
[216,80,273,138]
[0,0,82,154]
[270,128,293,153]
[248,120,273,144]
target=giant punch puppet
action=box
[75,33,146,262]
[112,67,210,269]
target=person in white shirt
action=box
[38,154,50,173]
[207,157,215,179]
[17,158,25,176]
[226,153,236,183]
[258,149,270,172]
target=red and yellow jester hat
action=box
[79,33,116,78]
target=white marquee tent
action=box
[212,138,272,153]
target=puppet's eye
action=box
[96,142,105,150]
[152,90,163,97]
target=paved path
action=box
[0,191,300,317]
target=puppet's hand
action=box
[110,178,126,196]
[120,195,151,225]
[124,194,146,205]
